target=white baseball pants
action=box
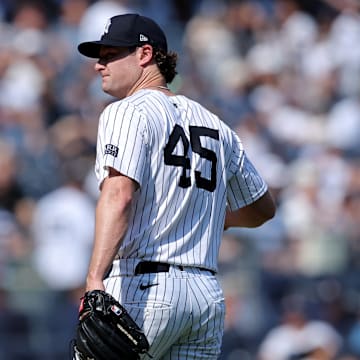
[104,261,225,359]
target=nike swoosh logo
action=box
[139,283,159,290]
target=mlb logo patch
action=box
[105,144,119,157]
[111,305,122,316]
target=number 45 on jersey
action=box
[164,124,219,192]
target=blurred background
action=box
[0,0,359,359]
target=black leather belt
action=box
[135,261,215,275]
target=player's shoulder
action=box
[102,97,136,113]
[125,89,166,107]
[100,96,145,122]
[103,90,165,114]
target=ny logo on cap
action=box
[139,34,148,42]
[103,19,111,35]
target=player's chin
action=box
[102,84,114,96]
[102,86,110,94]
[103,88,121,99]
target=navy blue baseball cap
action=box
[78,13,168,58]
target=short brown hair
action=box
[154,48,178,84]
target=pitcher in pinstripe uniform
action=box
[77,13,276,359]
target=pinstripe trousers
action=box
[104,263,225,359]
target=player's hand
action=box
[72,290,150,360]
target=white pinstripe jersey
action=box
[95,89,267,272]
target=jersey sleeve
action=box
[226,132,267,211]
[95,100,148,188]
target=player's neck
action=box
[128,67,173,96]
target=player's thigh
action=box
[161,316,224,360]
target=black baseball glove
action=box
[72,290,150,360]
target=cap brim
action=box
[77,39,137,58]
[78,41,103,58]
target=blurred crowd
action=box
[0,0,359,359]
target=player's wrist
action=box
[85,277,105,293]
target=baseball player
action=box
[77,13,276,359]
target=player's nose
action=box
[94,61,105,71]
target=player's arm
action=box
[224,190,275,229]
[86,167,137,291]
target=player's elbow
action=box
[251,204,276,227]
[224,191,276,229]
[250,193,276,227]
